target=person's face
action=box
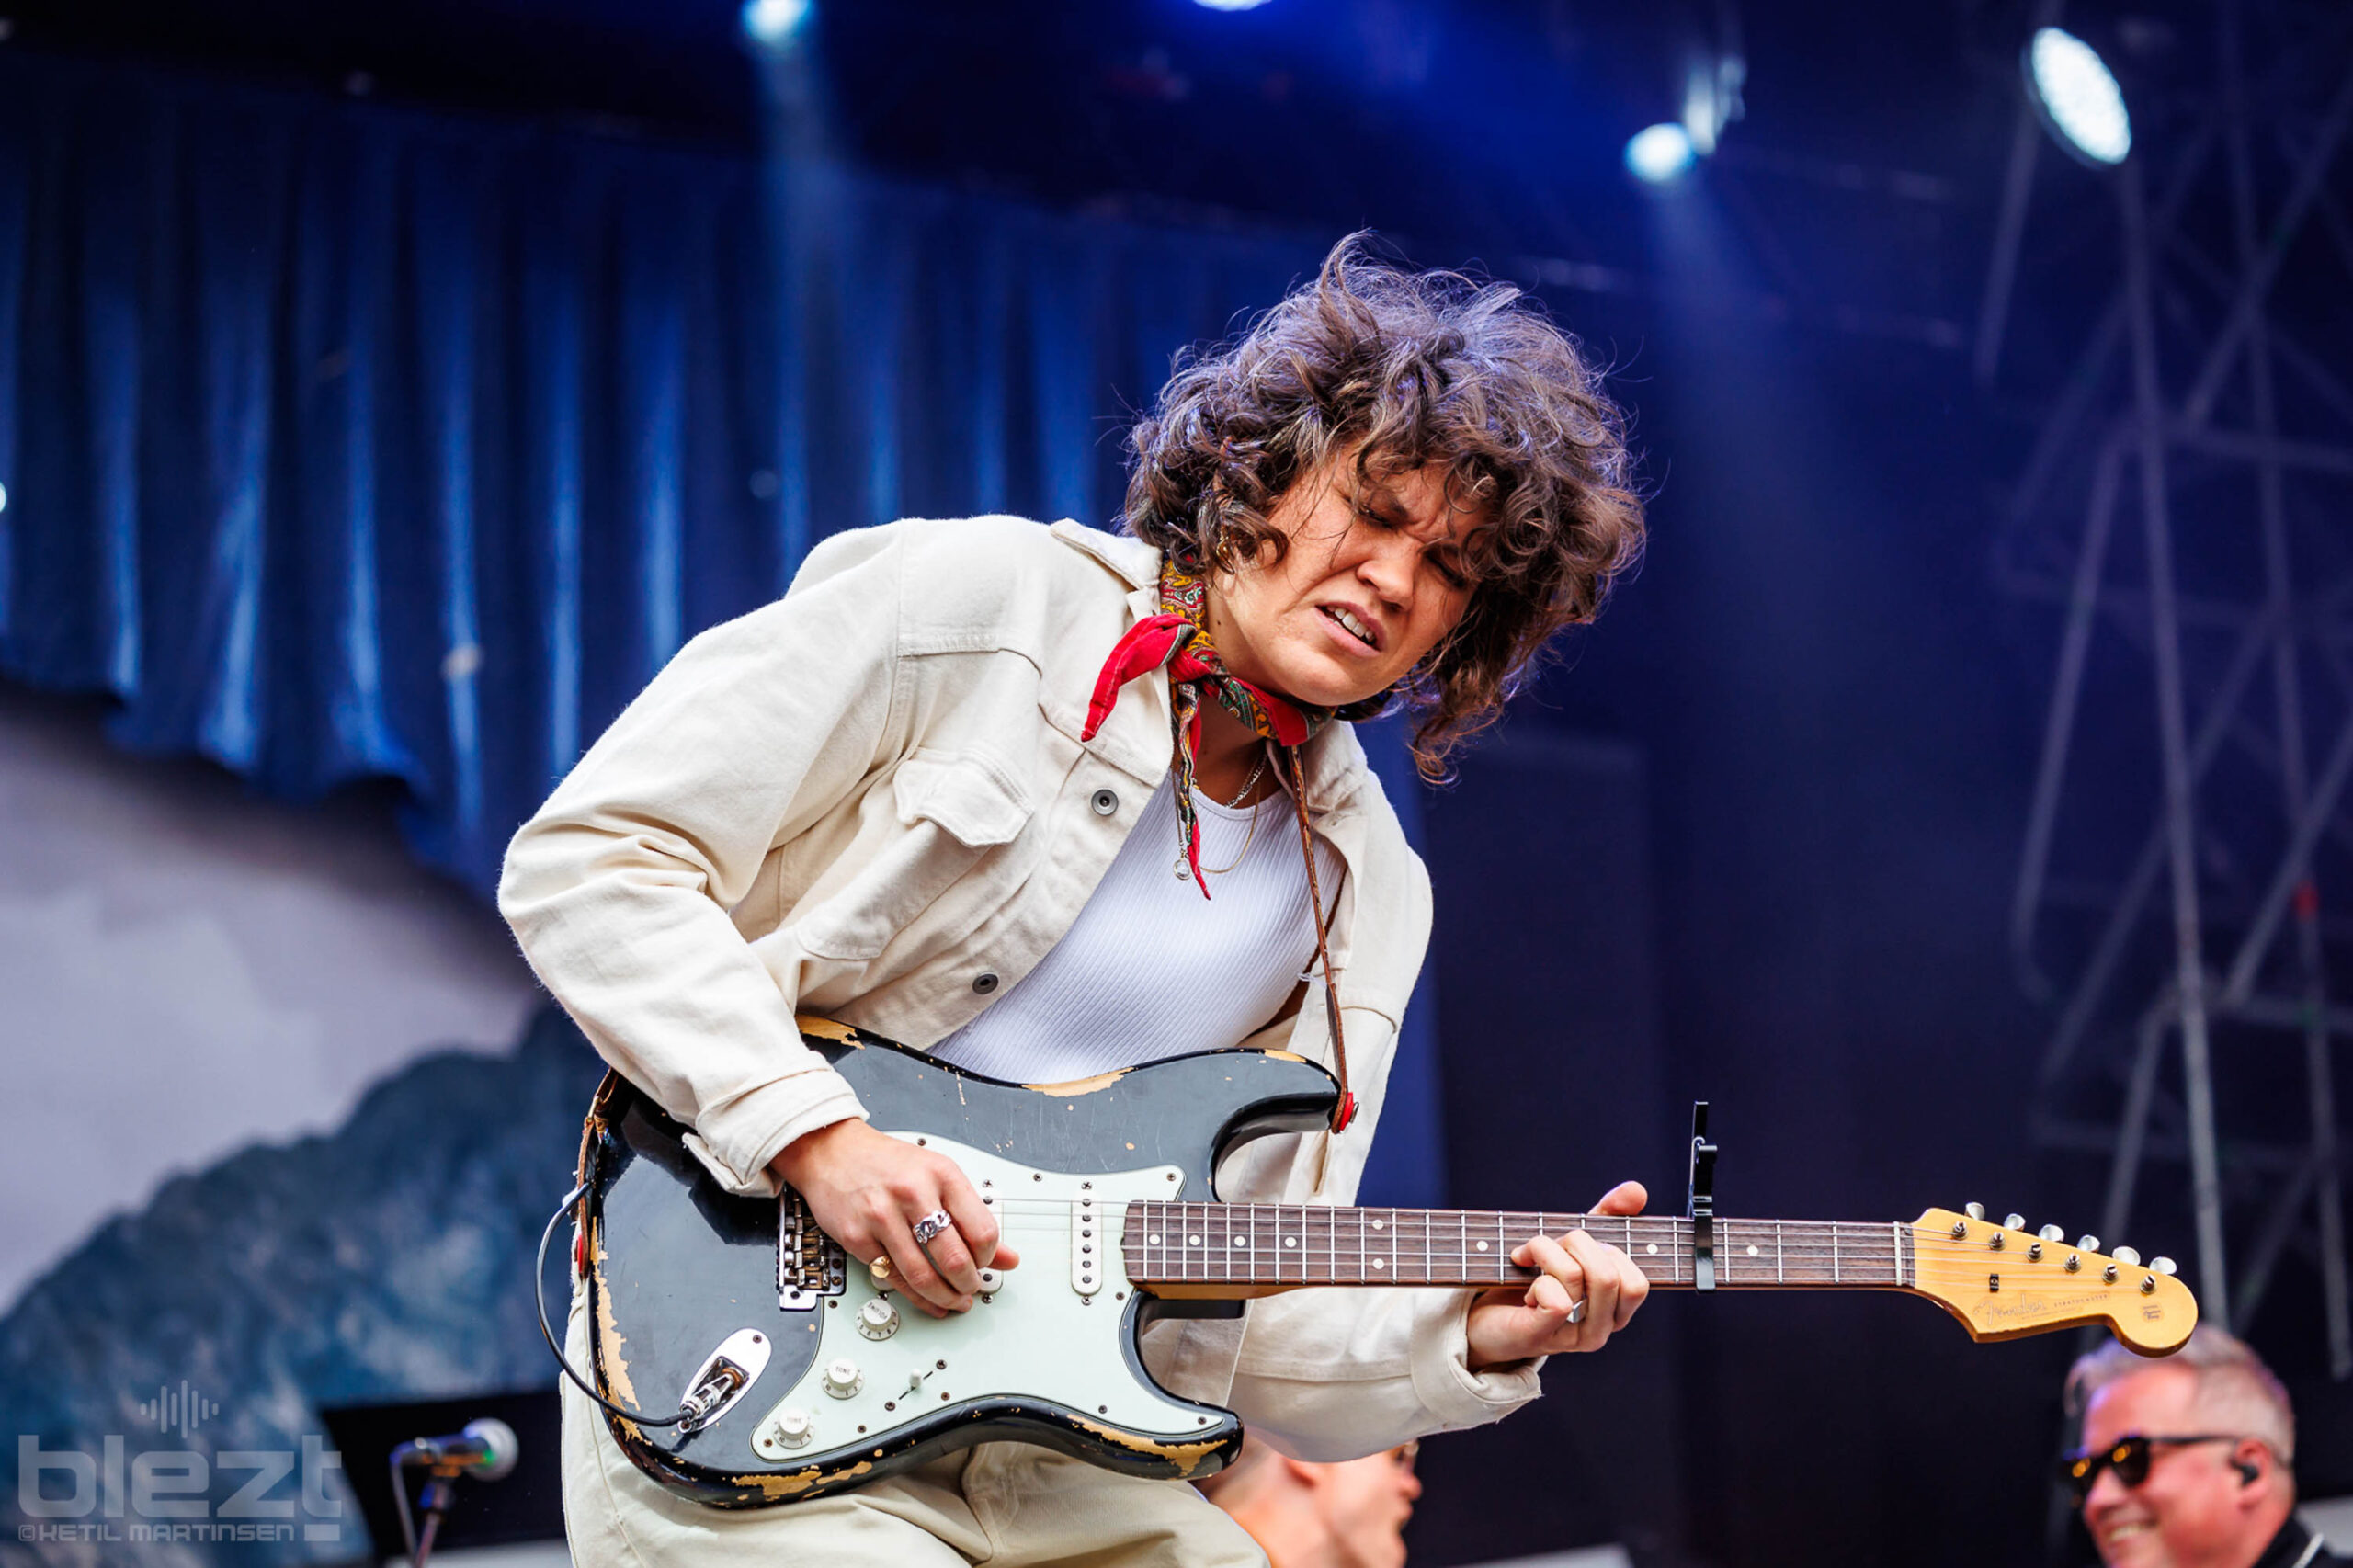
[1205,456,1479,710]
[2079,1369,2269,1568]
[1310,1445,1423,1568]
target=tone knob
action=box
[770,1409,813,1449]
[1965,1202,1985,1221]
[2078,1235,2100,1253]
[2039,1224,2064,1243]
[2154,1256,2178,1276]
[824,1358,863,1399]
[2004,1213,2026,1232]
[2112,1246,2140,1267]
[858,1298,901,1340]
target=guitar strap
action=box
[1285,744,1355,1135]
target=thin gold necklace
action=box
[1176,752,1267,879]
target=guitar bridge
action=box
[779,1188,847,1311]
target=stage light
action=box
[1625,123,1696,184]
[741,0,812,49]
[2025,27,2130,165]
[1192,0,1273,11]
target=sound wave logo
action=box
[136,1381,219,1437]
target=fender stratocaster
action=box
[566,1020,2196,1507]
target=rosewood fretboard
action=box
[1122,1204,1916,1293]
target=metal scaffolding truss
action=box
[1986,0,2353,1374]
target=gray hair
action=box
[2065,1325,2295,1464]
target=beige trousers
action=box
[561,1293,1268,1568]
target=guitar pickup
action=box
[779,1188,847,1311]
[1072,1190,1103,1297]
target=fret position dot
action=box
[1148,1235,1162,1245]
[1188,1235,1201,1245]
[1284,1237,1297,1248]
[1372,1258,1386,1269]
[1371,1220,1386,1231]
[1475,1240,1489,1252]
[1747,1244,1759,1256]
[1232,1236,1247,1248]
[1646,1244,1658,1255]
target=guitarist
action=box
[500,233,1650,1567]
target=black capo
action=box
[1688,1101,1718,1291]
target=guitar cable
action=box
[535,1184,693,1429]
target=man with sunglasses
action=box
[2061,1327,2343,1568]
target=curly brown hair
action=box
[1123,233,1645,778]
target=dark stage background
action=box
[3,2,2349,1566]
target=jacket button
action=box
[972,972,1000,995]
[1090,788,1120,816]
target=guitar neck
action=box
[1124,1205,1915,1295]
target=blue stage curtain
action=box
[0,55,1445,1204]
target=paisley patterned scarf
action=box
[1081,557,1384,897]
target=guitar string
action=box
[912,1204,2145,1286]
[978,1208,2072,1255]
[881,1214,2140,1292]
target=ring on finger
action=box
[869,1256,892,1281]
[1566,1298,1586,1325]
[911,1210,953,1245]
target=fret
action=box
[1776,1219,1784,1284]
[1832,1221,1841,1283]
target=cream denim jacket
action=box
[499,515,1541,1459]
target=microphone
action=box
[392,1418,518,1481]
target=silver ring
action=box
[1566,1298,1586,1325]
[912,1210,953,1245]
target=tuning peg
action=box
[2004,1212,2026,1231]
[2078,1234,2100,1252]
[2154,1256,2177,1276]
[2113,1246,2140,1267]
[2040,1224,2064,1242]
[1965,1202,1985,1221]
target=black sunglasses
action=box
[2057,1434,2240,1506]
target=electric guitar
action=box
[563,1018,2197,1508]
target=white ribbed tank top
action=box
[929,768,1343,1085]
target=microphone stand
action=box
[387,1416,518,1566]
[393,1459,465,1568]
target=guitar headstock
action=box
[1908,1208,2197,1355]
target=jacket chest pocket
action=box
[792,751,1033,962]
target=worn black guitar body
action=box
[574,1019,1339,1507]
